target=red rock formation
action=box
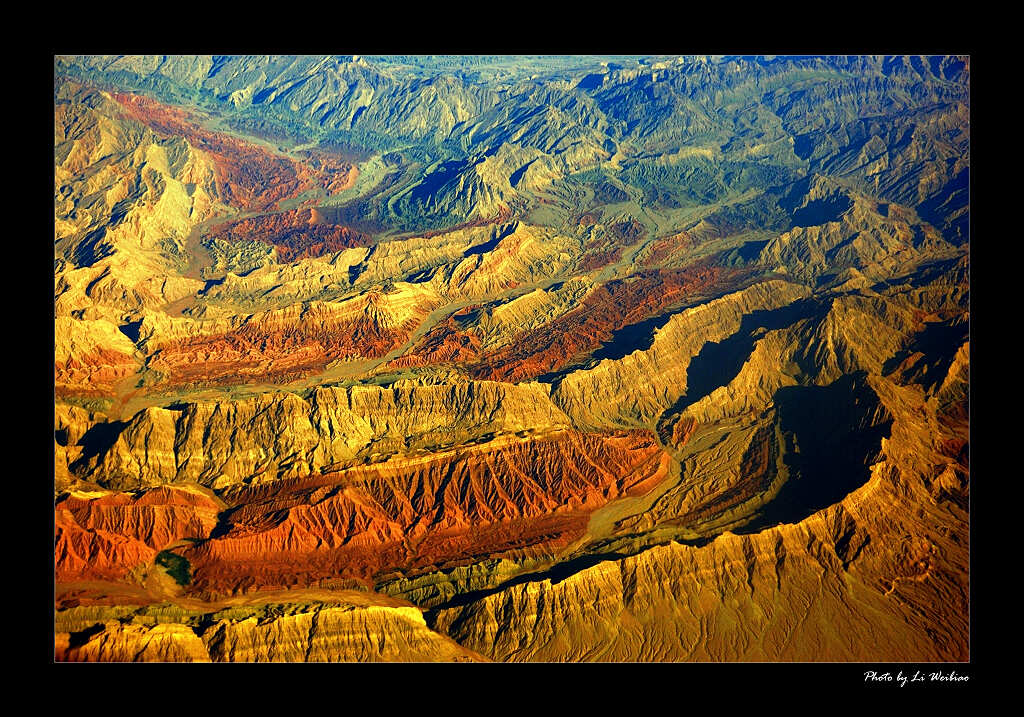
[55,347,138,398]
[575,219,646,271]
[55,487,221,581]
[55,510,157,581]
[386,308,484,369]
[470,263,749,382]
[111,93,355,211]
[297,148,362,195]
[183,429,669,594]
[607,219,647,244]
[210,208,373,263]
[577,246,624,271]
[149,299,422,388]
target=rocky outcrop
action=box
[139,285,440,388]
[57,422,669,597]
[55,485,221,581]
[552,279,810,428]
[87,378,573,490]
[55,83,223,311]
[56,621,212,662]
[55,598,484,662]
[390,277,599,370]
[54,316,141,397]
[55,405,107,492]
[53,55,970,663]
[424,222,582,299]
[758,176,956,284]
[466,263,748,383]
[209,208,373,263]
[201,603,483,662]
[185,428,668,592]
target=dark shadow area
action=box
[881,318,969,391]
[679,298,825,412]
[775,174,854,231]
[66,623,107,649]
[507,161,532,189]
[791,133,821,161]
[70,226,110,267]
[916,166,969,245]
[576,73,605,91]
[118,319,144,343]
[463,223,516,257]
[70,420,127,469]
[869,255,966,293]
[790,194,853,228]
[348,262,367,284]
[409,159,470,203]
[589,307,682,363]
[718,239,770,267]
[199,276,225,295]
[206,508,239,540]
[737,373,892,533]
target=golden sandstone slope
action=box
[54,63,968,662]
[55,592,485,662]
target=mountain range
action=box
[53,53,969,663]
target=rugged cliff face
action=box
[54,54,969,663]
[55,595,485,662]
[429,347,969,662]
[72,378,575,489]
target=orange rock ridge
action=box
[387,308,484,369]
[175,428,668,594]
[55,487,221,581]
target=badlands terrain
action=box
[53,54,969,662]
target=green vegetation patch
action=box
[155,550,192,587]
